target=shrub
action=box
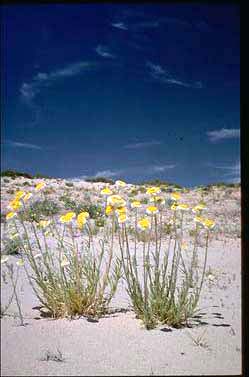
[19,199,60,222]
[1,170,33,179]
[2,236,24,255]
[65,182,74,187]
[85,177,114,185]
[60,196,103,218]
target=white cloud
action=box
[124,140,162,149]
[152,164,176,172]
[208,160,240,183]
[207,128,240,142]
[146,61,203,89]
[111,22,128,30]
[95,45,116,59]
[5,141,43,150]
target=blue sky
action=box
[1,3,240,187]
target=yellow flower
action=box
[115,180,126,187]
[203,218,215,230]
[6,212,17,220]
[118,213,127,224]
[38,220,51,228]
[115,206,127,215]
[171,203,179,211]
[61,256,70,268]
[8,199,22,211]
[138,217,151,230]
[77,212,88,229]
[194,216,206,224]
[59,212,76,223]
[101,187,113,196]
[192,204,207,213]
[146,187,161,196]
[23,192,33,202]
[149,196,165,205]
[131,200,141,208]
[15,190,26,200]
[105,205,114,216]
[146,206,159,215]
[1,256,9,264]
[35,182,46,191]
[16,259,25,267]
[176,203,190,211]
[107,195,126,208]
[171,192,181,201]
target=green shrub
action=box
[19,199,60,222]
[1,170,33,179]
[65,182,74,187]
[3,236,24,255]
[59,196,103,218]
[85,177,114,185]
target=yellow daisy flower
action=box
[59,212,76,223]
[35,182,46,191]
[115,206,127,215]
[176,203,190,211]
[146,206,159,215]
[115,180,126,187]
[77,212,88,229]
[192,204,207,213]
[107,195,126,208]
[146,186,161,196]
[149,196,165,205]
[171,203,179,211]
[137,217,151,230]
[23,192,33,202]
[118,213,127,224]
[171,192,181,201]
[202,218,215,230]
[15,190,26,200]
[105,205,114,216]
[101,187,113,196]
[131,200,141,208]
[194,216,206,224]
[8,199,22,211]
[6,212,17,220]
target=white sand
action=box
[1,179,241,375]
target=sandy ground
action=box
[0,178,241,375]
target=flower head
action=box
[194,216,206,224]
[115,180,126,187]
[107,195,126,208]
[15,190,26,200]
[176,203,190,211]
[202,218,215,230]
[131,200,141,209]
[8,199,22,211]
[192,204,207,213]
[35,182,46,191]
[115,206,127,216]
[59,212,76,223]
[149,196,165,205]
[105,205,114,216]
[118,213,127,224]
[101,187,113,196]
[146,206,159,215]
[171,203,179,211]
[171,192,181,201]
[6,212,17,220]
[77,212,88,229]
[146,186,161,196]
[23,192,33,202]
[137,217,151,231]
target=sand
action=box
[0,178,241,375]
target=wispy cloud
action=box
[124,140,162,149]
[70,169,122,181]
[95,45,116,59]
[146,61,203,89]
[207,160,240,183]
[5,140,43,150]
[152,164,176,172]
[111,22,128,30]
[207,128,240,143]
